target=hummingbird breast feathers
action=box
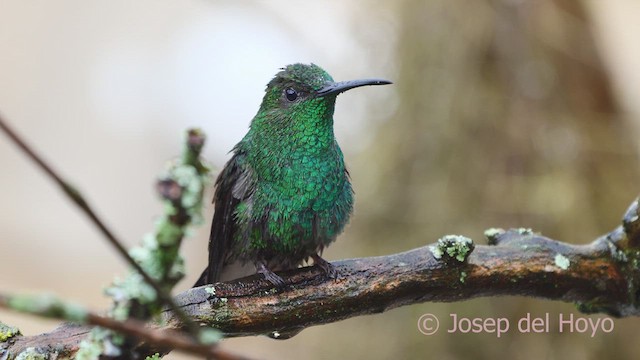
[212,139,353,272]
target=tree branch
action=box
[4,197,639,356]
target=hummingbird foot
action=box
[256,261,286,288]
[311,254,338,279]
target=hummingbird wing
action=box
[195,149,254,286]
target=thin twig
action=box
[0,293,248,360]
[0,115,201,338]
[88,314,245,360]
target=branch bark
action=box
[3,198,639,357]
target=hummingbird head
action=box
[255,63,391,125]
[247,63,390,153]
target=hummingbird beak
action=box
[316,78,392,97]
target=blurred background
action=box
[1,1,639,359]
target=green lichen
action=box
[198,328,222,345]
[154,220,185,247]
[75,328,109,360]
[554,253,570,270]
[205,286,216,296]
[0,323,20,342]
[8,294,87,322]
[145,354,161,360]
[105,258,161,308]
[484,228,505,244]
[517,228,534,235]
[76,337,103,360]
[15,347,48,360]
[430,246,444,259]
[76,327,124,360]
[172,165,204,211]
[459,271,467,283]
[430,235,475,262]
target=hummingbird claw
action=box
[311,254,339,279]
[256,262,286,288]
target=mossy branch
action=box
[169,199,640,337]
[3,197,639,357]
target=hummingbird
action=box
[195,63,391,287]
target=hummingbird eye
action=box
[284,88,298,102]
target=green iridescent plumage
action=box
[196,63,391,286]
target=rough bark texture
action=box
[2,197,639,358]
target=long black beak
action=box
[316,78,392,97]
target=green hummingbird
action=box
[195,63,391,287]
